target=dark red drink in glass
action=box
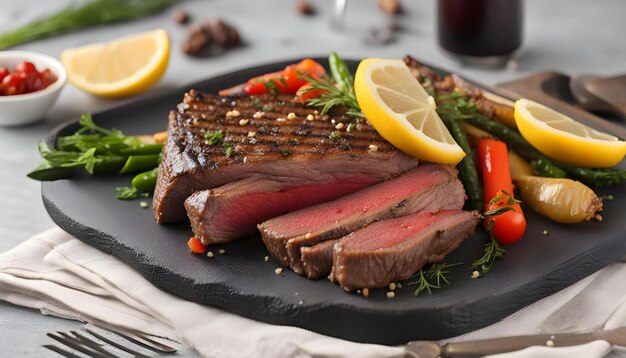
[438,0,524,66]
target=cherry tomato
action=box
[2,73,26,96]
[243,71,286,95]
[15,61,37,75]
[25,72,44,93]
[243,59,326,95]
[39,69,57,88]
[294,82,324,102]
[293,58,326,79]
[0,62,56,96]
[0,67,9,82]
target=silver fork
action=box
[44,326,177,358]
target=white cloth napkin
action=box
[1,227,625,358]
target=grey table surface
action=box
[0,0,625,357]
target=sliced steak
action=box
[184,173,379,244]
[332,210,480,291]
[259,164,466,270]
[153,91,418,224]
[300,240,335,279]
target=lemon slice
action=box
[61,29,170,97]
[514,99,626,168]
[354,58,465,164]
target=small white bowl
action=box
[0,51,67,127]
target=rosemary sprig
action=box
[407,262,463,296]
[0,0,180,50]
[303,75,364,118]
[471,221,506,273]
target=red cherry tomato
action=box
[0,67,9,82]
[2,73,26,96]
[243,59,326,95]
[15,61,38,75]
[39,69,57,88]
[24,72,44,93]
[0,62,56,95]
[294,82,324,102]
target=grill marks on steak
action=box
[153,91,418,224]
[259,164,466,273]
[332,210,480,291]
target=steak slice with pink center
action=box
[258,164,466,271]
[184,173,380,244]
[332,210,480,291]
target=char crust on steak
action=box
[153,91,419,239]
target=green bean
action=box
[463,115,568,178]
[329,52,354,92]
[92,155,127,174]
[464,113,626,186]
[131,168,158,193]
[440,116,484,211]
[119,143,163,156]
[119,155,160,174]
[27,163,77,181]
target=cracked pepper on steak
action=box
[152,91,419,244]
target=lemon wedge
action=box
[61,29,170,97]
[354,58,465,164]
[514,99,626,168]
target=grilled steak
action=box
[184,174,379,244]
[332,210,480,291]
[300,240,335,279]
[153,91,419,224]
[259,164,466,271]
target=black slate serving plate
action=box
[42,58,626,345]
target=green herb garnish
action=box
[407,262,463,296]
[329,130,341,140]
[470,221,506,273]
[116,186,140,200]
[224,143,234,157]
[28,113,164,200]
[390,199,408,217]
[204,130,224,145]
[0,0,180,50]
[301,53,364,118]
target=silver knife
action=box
[404,326,626,357]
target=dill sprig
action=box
[407,262,463,296]
[0,0,180,50]
[303,76,364,118]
